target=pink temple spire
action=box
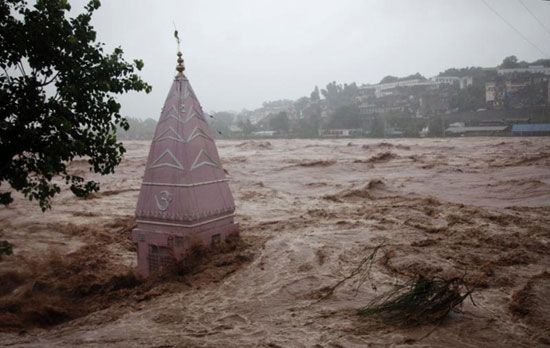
[132,49,237,276]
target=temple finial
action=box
[174,24,185,77]
[176,51,185,77]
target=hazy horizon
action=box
[68,0,550,119]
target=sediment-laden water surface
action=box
[1,137,550,347]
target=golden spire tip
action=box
[176,51,185,77]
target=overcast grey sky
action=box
[71,0,550,119]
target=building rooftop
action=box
[445,126,509,134]
[511,124,550,133]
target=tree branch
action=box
[40,72,59,87]
[17,62,27,76]
[1,67,12,83]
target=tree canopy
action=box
[328,104,360,129]
[0,0,151,210]
[500,55,520,69]
[268,112,290,133]
[321,81,358,109]
[310,86,320,101]
[438,66,485,78]
[379,73,426,84]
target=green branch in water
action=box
[358,275,475,326]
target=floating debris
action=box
[358,275,474,326]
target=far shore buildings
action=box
[485,72,550,109]
[357,75,472,102]
[319,128,362,137]
[445,122,509,136]
[356,75,467,118]
[246,100,297,124]
[221,64,550,138]
[511,123,550,136]
[431,76,473,89]
[497,65,550,76]
[357,78,438,100]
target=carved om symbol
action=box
[154,191,172,211]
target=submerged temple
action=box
[132,51,237,276]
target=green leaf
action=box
[134,59,144,71]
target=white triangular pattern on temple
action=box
[187,126,212,142]
[190,149,218,170]
[155,126,186,143]
[148,148,185,170]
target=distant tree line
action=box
[116,117,157,140]
[379,73,427,84]
[498,55,550,69]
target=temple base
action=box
[132,218,238,277]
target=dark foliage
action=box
[0,0,151,210]
[321,81,358,109]
[268,111,290,133]
[357,275,474,326]
[379,73,426,84]
[328,104,360,129]
[0,240,13,260]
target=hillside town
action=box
[119,56,550,139]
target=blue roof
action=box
[512,124,550,133]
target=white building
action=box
[358,75,474,99]
[497,65,550,76]
[430,76,473,89]
[319,128,362,137]
[359,79,438,98]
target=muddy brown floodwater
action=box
[1,137,550,347]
